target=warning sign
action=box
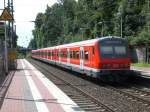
[0,8,13,21]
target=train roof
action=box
[34,36,123,51]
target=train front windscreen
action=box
[99,38,129,58]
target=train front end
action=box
[97,37,130,80]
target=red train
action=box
[32,36,130,81]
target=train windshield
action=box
[99,39,128,58]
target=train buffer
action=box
[0,59,84,112]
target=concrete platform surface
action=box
[0,59,84,112]
[131,66,150,76]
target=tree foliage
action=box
[28,0,150,49]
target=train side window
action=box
[76,51,79,59]
[70,51,71,58]
[57,52,59,57]
[70,51,72,58]
[55,52,57,56]
[84,51,89,60]
[58,50,61,57]
[92,47,94,55]
[67,50,70,58]
[62,51,64,57]
[64,51,67,58]
[74,51,76,59]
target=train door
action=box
[67,48,70,65]
[80,47,84,70]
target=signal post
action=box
[0,8,13,74]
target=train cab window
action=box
[100,46,113,55]
[114,46,126,55]
[84,51,89,60]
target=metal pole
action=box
[101,22,103,37]
[4,21,8,74]
[121,16,123,38]
[4,0,8,74]
[4,0,5,7]
[7,0,11,47]
[11,0,14,48]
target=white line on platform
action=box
[24,59,84,112]
[21,60,50,112]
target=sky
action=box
[0,0,58,48]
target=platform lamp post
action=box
[117,5,123,38]
[80,28,84,40]
[97,22,103,37]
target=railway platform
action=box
[131,66,150,76]
[0,59,84,112]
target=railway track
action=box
[106,84,150,107]
[29,59,115,112]
[28,58,150,112]
[111,82,150,105]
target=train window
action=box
[62,51,65,58]
[67,50,70,58]
[61,51,63,57]
[65,52,67,58]
[49,52,51,56]
[70,51,73,58]
[62,51,64,57]
[70,51,72,58]
[57,52,59,57]
[76,51,79,59]
[73,51,75,58]
[100,46,113,55]
[56,52,58,56]
[114,46,126,55]
[84,51,89,60]
[92,47,94,55]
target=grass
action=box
[131,63,150,68]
